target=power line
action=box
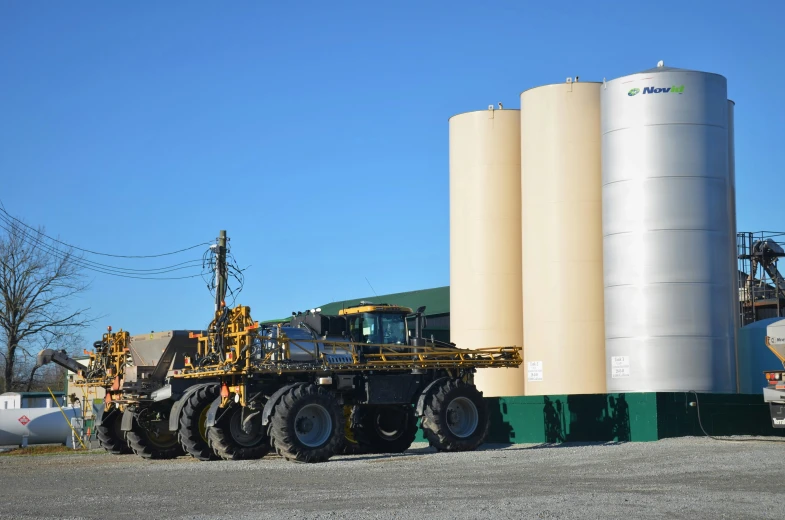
[0,204,211,258]
[0,219,209,281]
[0,217,204,276]
[0,205,245,291]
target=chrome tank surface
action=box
[602,66,735,392]
[267,326,351,362]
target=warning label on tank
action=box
[611,356,630,378]
[527,361,543,382]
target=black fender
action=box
[120,408,135,432]
[415,377,449,417]
[167,383,219,433]
[261,382,308,426]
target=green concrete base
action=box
[416,393,785,443]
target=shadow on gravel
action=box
[335,446,437,462]
[477,441,628,452]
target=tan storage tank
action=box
[520,81,606,395]
[449,107,525,397]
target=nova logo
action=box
[642,85,685,95]
[628,88,640,96]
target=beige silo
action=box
[450,107,525,397]
[520,82,606,395]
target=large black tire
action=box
[352,405,418,454]
[96,408,131,455]
[179,385,220,461]
[421,379,488,452]
[207,404,270,461]
[268,384,343,463]
[125,409,184,460]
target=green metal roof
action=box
[318,286,449,316]
[259,286,450,324]
[259,316,293,325]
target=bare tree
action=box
[0,219,92,392]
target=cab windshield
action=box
[348,312,407,345]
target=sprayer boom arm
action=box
[36,349,87,374]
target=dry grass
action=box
[0,445,91,456]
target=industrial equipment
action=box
[39,301,521,464]
[37,328,207,459]
[738,234,785,326]
[171,302,522,463]
[37,329,132,454]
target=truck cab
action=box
[763,320,785,428]
[340,304,410,345]
[289,302,419,347]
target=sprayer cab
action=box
[289,302,434,348]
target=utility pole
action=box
[215,230,227,311]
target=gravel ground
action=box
[0,437,783,520]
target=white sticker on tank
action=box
[527,361,543,382]
[611,356,630,378]
[612,367,630,378]
[611,356,629,368]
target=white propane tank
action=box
[0,406,81,446]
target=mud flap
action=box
[120,409,135,432]
[204,396,229,429]
[95,406,113,427]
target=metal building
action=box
[449,107,525,397]
[520,81,606,395]
[602,63,736,392]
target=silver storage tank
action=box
[0,406,81,446]
[728,100,739,391]
[602,64,736,392]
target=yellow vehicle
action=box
[38,327,205,460]
[170,302,521,463]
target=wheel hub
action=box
[446,397,479,438]
[294,404,332,448]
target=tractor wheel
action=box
[179,385,220,461]
[125,409,184,460]
[352,405,418,454]
[420,379,488,452]
[96,408,131,455]
[207,404,270,461]
[268,384,343,463]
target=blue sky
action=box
[1,1,783,344]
